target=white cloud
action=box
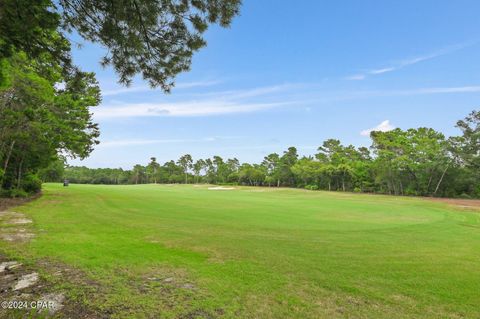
[94,101,289,118]
[102,80,221,96]
[98,136,242,148]
[360,120,395,136]
[94,84,302,118]
[346,41,475,80]
[174,80,221,89]
[410,86,480,94]
[369,67,396,75]
[345,74,366,81]
[93,81,480,120]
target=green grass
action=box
[3,183,480,318]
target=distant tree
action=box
[238,163,265,186]
[132,165,146,184]
[278,147,298,186]
[291,158,322,187]
[147,157,160,183]
[262,153,281,187]
[193,159,206,184]
[212,156,226,183]
[38,157,65,183]
[177,154,193,184]
[204,158,215,183]
[454,110,480,170]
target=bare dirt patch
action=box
[0,194,40,212]
[0,232,35,242]
[7,218,32,225]
[427,198,480,211]
[0,253,108,318]
[0,210,35,243]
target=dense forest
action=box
[46,110,479,198]
[0,0,241,197]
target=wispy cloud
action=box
[174,80,221,89]
[360,120,395,136]
[358,85,480,97]
[95,84,301,118]
[305,85,480,102]
[94,81,480,119]
[346,41,475,80]
[99,136,242,148]
[94,101,290,118]
[102,80,221,96]
[345,74,366,81]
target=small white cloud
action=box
[360,120,395,136]
[369,67,396,75]
[345,74,366,81]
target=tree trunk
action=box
[426,168,434,194]
[2,140,15,175]
[434,165,448,196]
[16,157,23,189]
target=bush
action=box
[305,185,319,190]
[458,193,472,199]
[0,188,29,198]
[353,187,362,193]
[21,174,42,194]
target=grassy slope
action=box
[3,183,480,318]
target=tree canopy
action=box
[1,0,242,90]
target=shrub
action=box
[0,188,29,198]
[353,187,362,193]
[458,193,472,199]
[21,174,42,194]
[305,185,319,190]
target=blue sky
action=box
[70,0,480,168]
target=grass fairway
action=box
[2,183,480,318]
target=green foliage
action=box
[20,174,42,193]
[0,188,29,198]
[0,51,100,196]
[1,0,241,91]
[38,157,65,182]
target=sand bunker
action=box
[208,186,236,191]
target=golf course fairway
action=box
[1,183,479,318]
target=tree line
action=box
[53,110,480,198]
